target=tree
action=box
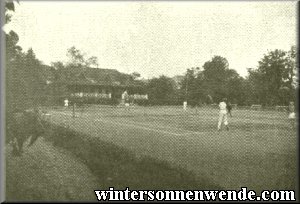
[147,76,177,105]
[23,48,45,101]
[177,58,248,106]
[64,46,100,80]
[249,48,297,106]
[66,46,85,67]
[5,30,22,60]
[243,68,264,105]
[260,50,285,105]
[5,1,45,111]
[284,46,297,89]
[5,1,22,64]
[5,1,24,112]
[66,46,99,68]
[51,61,64,70]
[51,61,67,81]
[225,69,246,105]
[86,56,99,68]
[202,56,230,102]
[278,86,291,106]
[244,47,297,106]
[131,72,141,80]
[180,67,205,106]
[5,0,19,24]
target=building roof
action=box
[42,66,142,87]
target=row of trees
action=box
[51,47,144,88]
[246,47,297,106]
[4,1,298,111]
[5,1,47,112]
[147,47,297,106]
[51,46,99,81]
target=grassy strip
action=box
[44,122,223,190]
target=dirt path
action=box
[5,137,100,201]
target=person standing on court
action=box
[64,98,69,109]
[226,101,232,117]
[288,101,296,128]
[122,90,130,110]
[218,98,229,131]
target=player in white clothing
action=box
[64,98,69,108]
[288,101,296,128]
[218,98,229,131]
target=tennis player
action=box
[288,101,296,128]
[226,101,232,117]
[218,98,229,131]
[64,98,69,107]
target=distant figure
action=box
[122,91,130,108]
[288,101,296,128]
[64,98,69,107]
[183,101,187,110]
[226,101,233,117]
[218,98,229,131]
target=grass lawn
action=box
[6,105,298,201]
[47,105,298,192]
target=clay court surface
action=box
[43,105,297,192]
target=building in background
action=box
[41,66,148,106]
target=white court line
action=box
[50,111,288,137]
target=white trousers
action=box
[218,111,228,129]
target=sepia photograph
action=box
[1,0,298,202]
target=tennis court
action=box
[44,105,297,192]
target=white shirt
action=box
[219,101,227,114]
[64,99,69,106]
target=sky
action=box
[4,1,298,79]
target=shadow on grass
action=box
[44,122,223,190]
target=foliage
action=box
[180,67,204,106]
[177,48,297,107]
[4,1,296,107]
[50,47,101,81]
[6,46,46,111]
[5,1,46,112]
[130,72,141,80]
[245,47,297,106]
[86,56,99,68]
[5,1,16,23]
[147,75,179,105]
[66,46,99,68]
[178,56,247,106]
[66,46,85,67]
